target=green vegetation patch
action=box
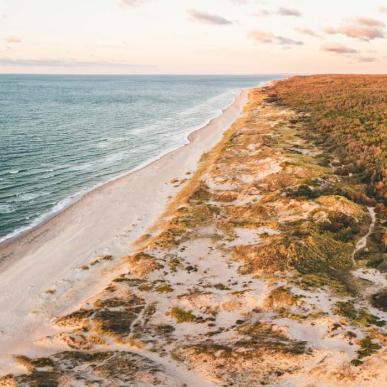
[335,301,385,327]
[351,336,382,366]
[213,283,231,291]
[273,75,387,205]
[155,283,174,293]
[170,307,197,323]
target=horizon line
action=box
[1,72,386,76]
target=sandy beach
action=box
[0,89,248,375]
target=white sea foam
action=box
[14,191,50,202]
[0,204,15,214]
[177,88,237,117]
[95,137,125,149]
[69,163,94,172]
[103,151,128,164]
[0,189,86,244]
[8,170,20,174]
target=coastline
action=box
[0,87,249,374]
[0,87,250,249]
[1,75,385,385]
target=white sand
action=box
[0,90,248,375]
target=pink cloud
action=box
[119,0,145,6]
[325,18,385,40]
[249,31,303,45]
[187,9,232,25]
[254,9,271,17]
[248,30,274,43]
[357,56,377,62]
[6,36,22,44]
[356,17,385,27]
[296,27,319,37]
[278,7,302,17]
[322,43,358,54]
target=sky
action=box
[0,0,386,74]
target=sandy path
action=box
[0,89,248,374]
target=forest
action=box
[272,75,387,210]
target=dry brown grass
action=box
[264,286,298,310]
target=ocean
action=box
[0,74,281,243]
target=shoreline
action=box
[0,86,250,375]
[0,86,251,252]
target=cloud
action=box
[0,58,156,68]
[276,36,303,45]
[187,9,232,25]
[254,6,302,18]
[325,25,384,40]
[278,7,302,17]
[325,18,385,40]
[249,31,303,45]
[119,0,145,6]
[254,9,271,17]
[356,56,377,62]
[356,17,385,27]
[248,30,274,43]
[322,43,358,54]
[229,0,261,3]
[6,36,22,44]
[296,28,319,37]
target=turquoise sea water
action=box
[0,74,281,242]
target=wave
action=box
[0,191,84,244]
[69,163,94,172]
[103,151,128,165]
[0,204,16,214]
[13,191,51,202]
[0,169,21,176]
[95,137,127,149]
[177,88,237,118]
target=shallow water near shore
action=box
[0,74,281,242]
